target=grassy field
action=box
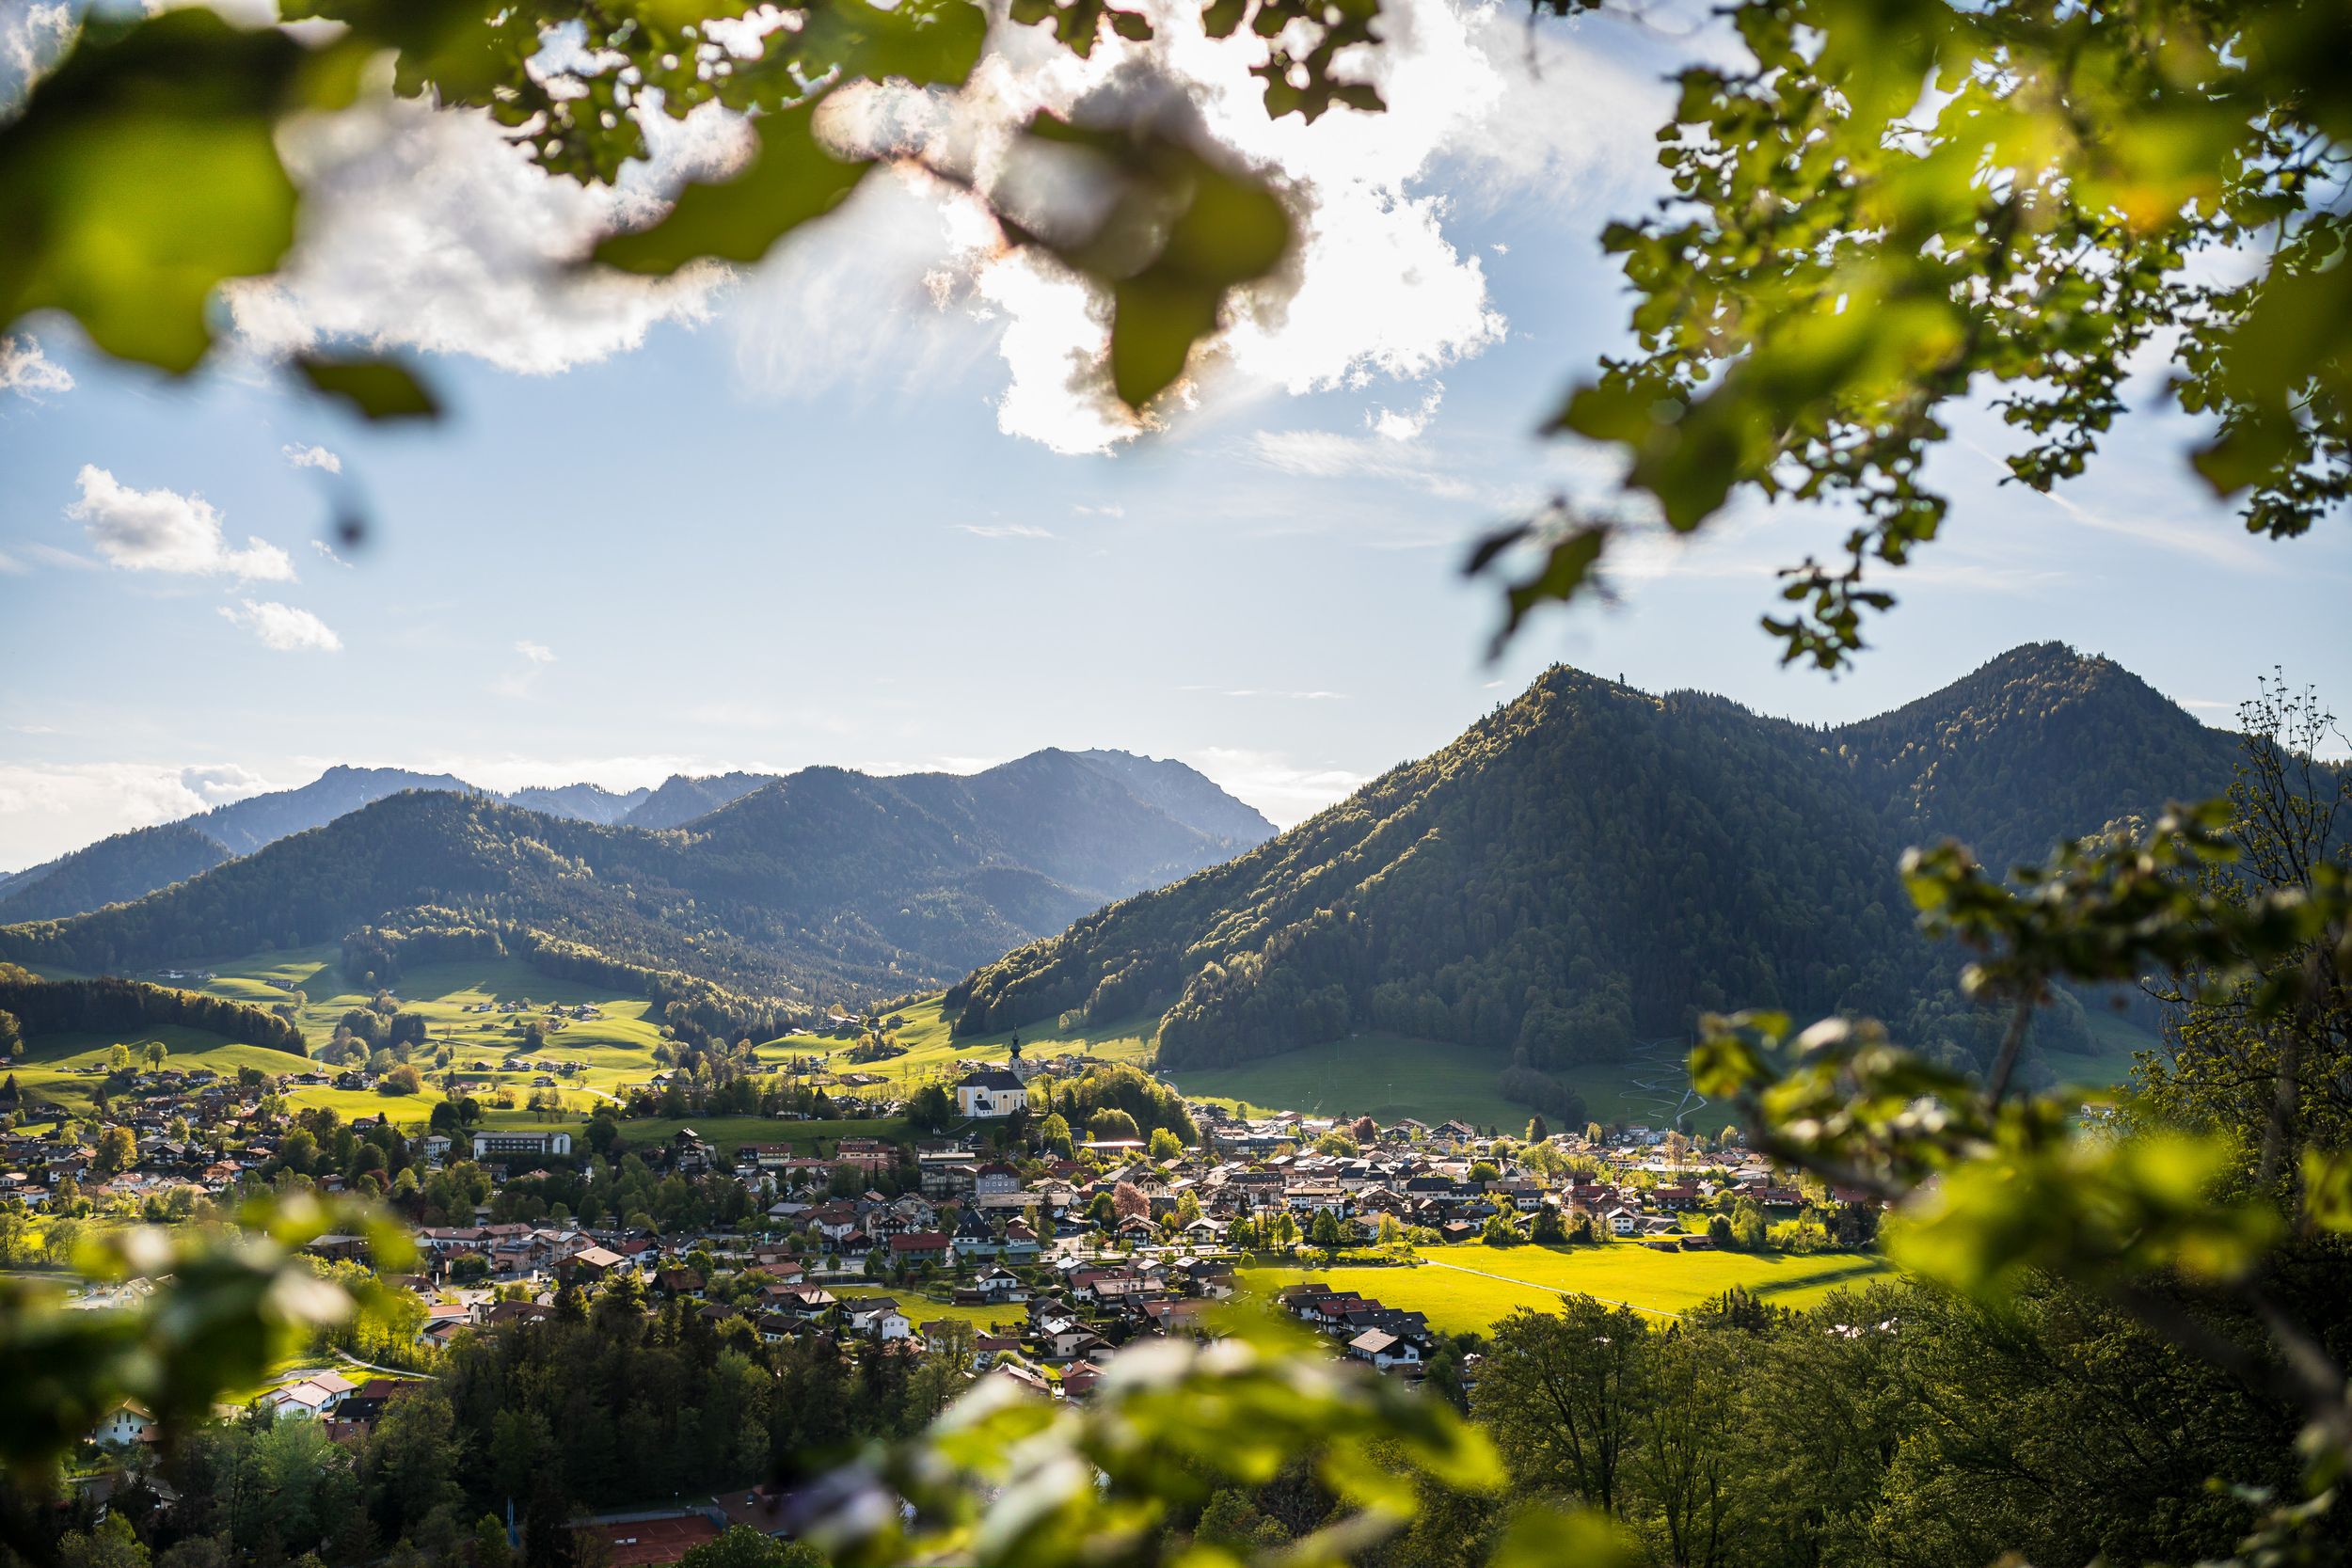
[752,994,1160,1097]
[832,1285,1025,1335]
[1152,1033,1712,1132]
[1240,1242,1894,1330]
[1162,1035,1522,1128]
[1154,1012,2169,1134]
[8,1025,317,1117]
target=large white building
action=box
[956,1066,1027,1119]
[472,1130,573,1159]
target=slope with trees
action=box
[0,752,1273,1008]
[951,646,2242,1082]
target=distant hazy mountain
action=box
[201,765,484,854]
[0,766,481,925]
[948,644,2247,1085]
[0,822,234,925]
[506,783,653,825]
[622,771,780,830]
[1067,749,1277,845]
[0,747,1273,927]
[0,750,1273,1002]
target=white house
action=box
[1346,1329,1423,1371]
[845,1298,913,1340]
[259,1371,354,1420]
[91,1401,154,1448]
[955,1067,1027,1119]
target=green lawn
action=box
[1240,1243,1894,1330]
[1155,1032,1708,1132]
[832,1285,1025,1335]
[9,1025,317,1117]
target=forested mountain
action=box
[505,782,653,824]
[197,765,482,853]
[620,771,779,829]
[1067,749,1278,844]
[948,645,2245,1084]
[0,766,481,924]
[3,752,1263,925]
[1830,641,2242,873]
[0,821,232,925]
[0,751,1272,1007]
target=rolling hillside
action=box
[948,645,2241,1096]
[0,766,479,924]
[0,751,1274,1008]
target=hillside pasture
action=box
[7,1025,316,1117]
[752,994,1158,1104]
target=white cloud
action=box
[219,599,342,653]
[161,0,1656,456]
[311,540,354,568]
[494,639,557,697]
[1183,746,1368,827]
[282,443,342,473]
[227,96,739,375]
[0,551,23,576]
[725,0,1654,452]
[0,761,272,869]
[178,763,274,806]
[731,168,1000,403]
[68,466,295,581]
[0,1,71,97]
[956,522,1055,540]
[1247,428,1474,499]
[1369,384,1444,441]
[0,332,72,398]
[1072,502,1126,517]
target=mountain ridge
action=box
[946,644,2248,1087]
[0,750,1277,1005]
[0,751,1270,926]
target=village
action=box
[2,1037,1880,1562]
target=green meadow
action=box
[1240,1242,1895,1330]
[832,1285,1025,1336]
[1153,1032,1712,1132]
[9,1026,317,1118]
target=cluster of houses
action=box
[26,1047,1862,1483]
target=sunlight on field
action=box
[1241,1243,1894,1330]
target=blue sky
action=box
[2,0,2346,870]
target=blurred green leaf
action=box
[295,354,442,420]
[595,102,870,274]
[0,8,303,372]
[2305,1149,2352,1234]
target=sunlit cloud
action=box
[69,466,295,581]
[219,599,342,653]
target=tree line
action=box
[0,963,306,1057]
